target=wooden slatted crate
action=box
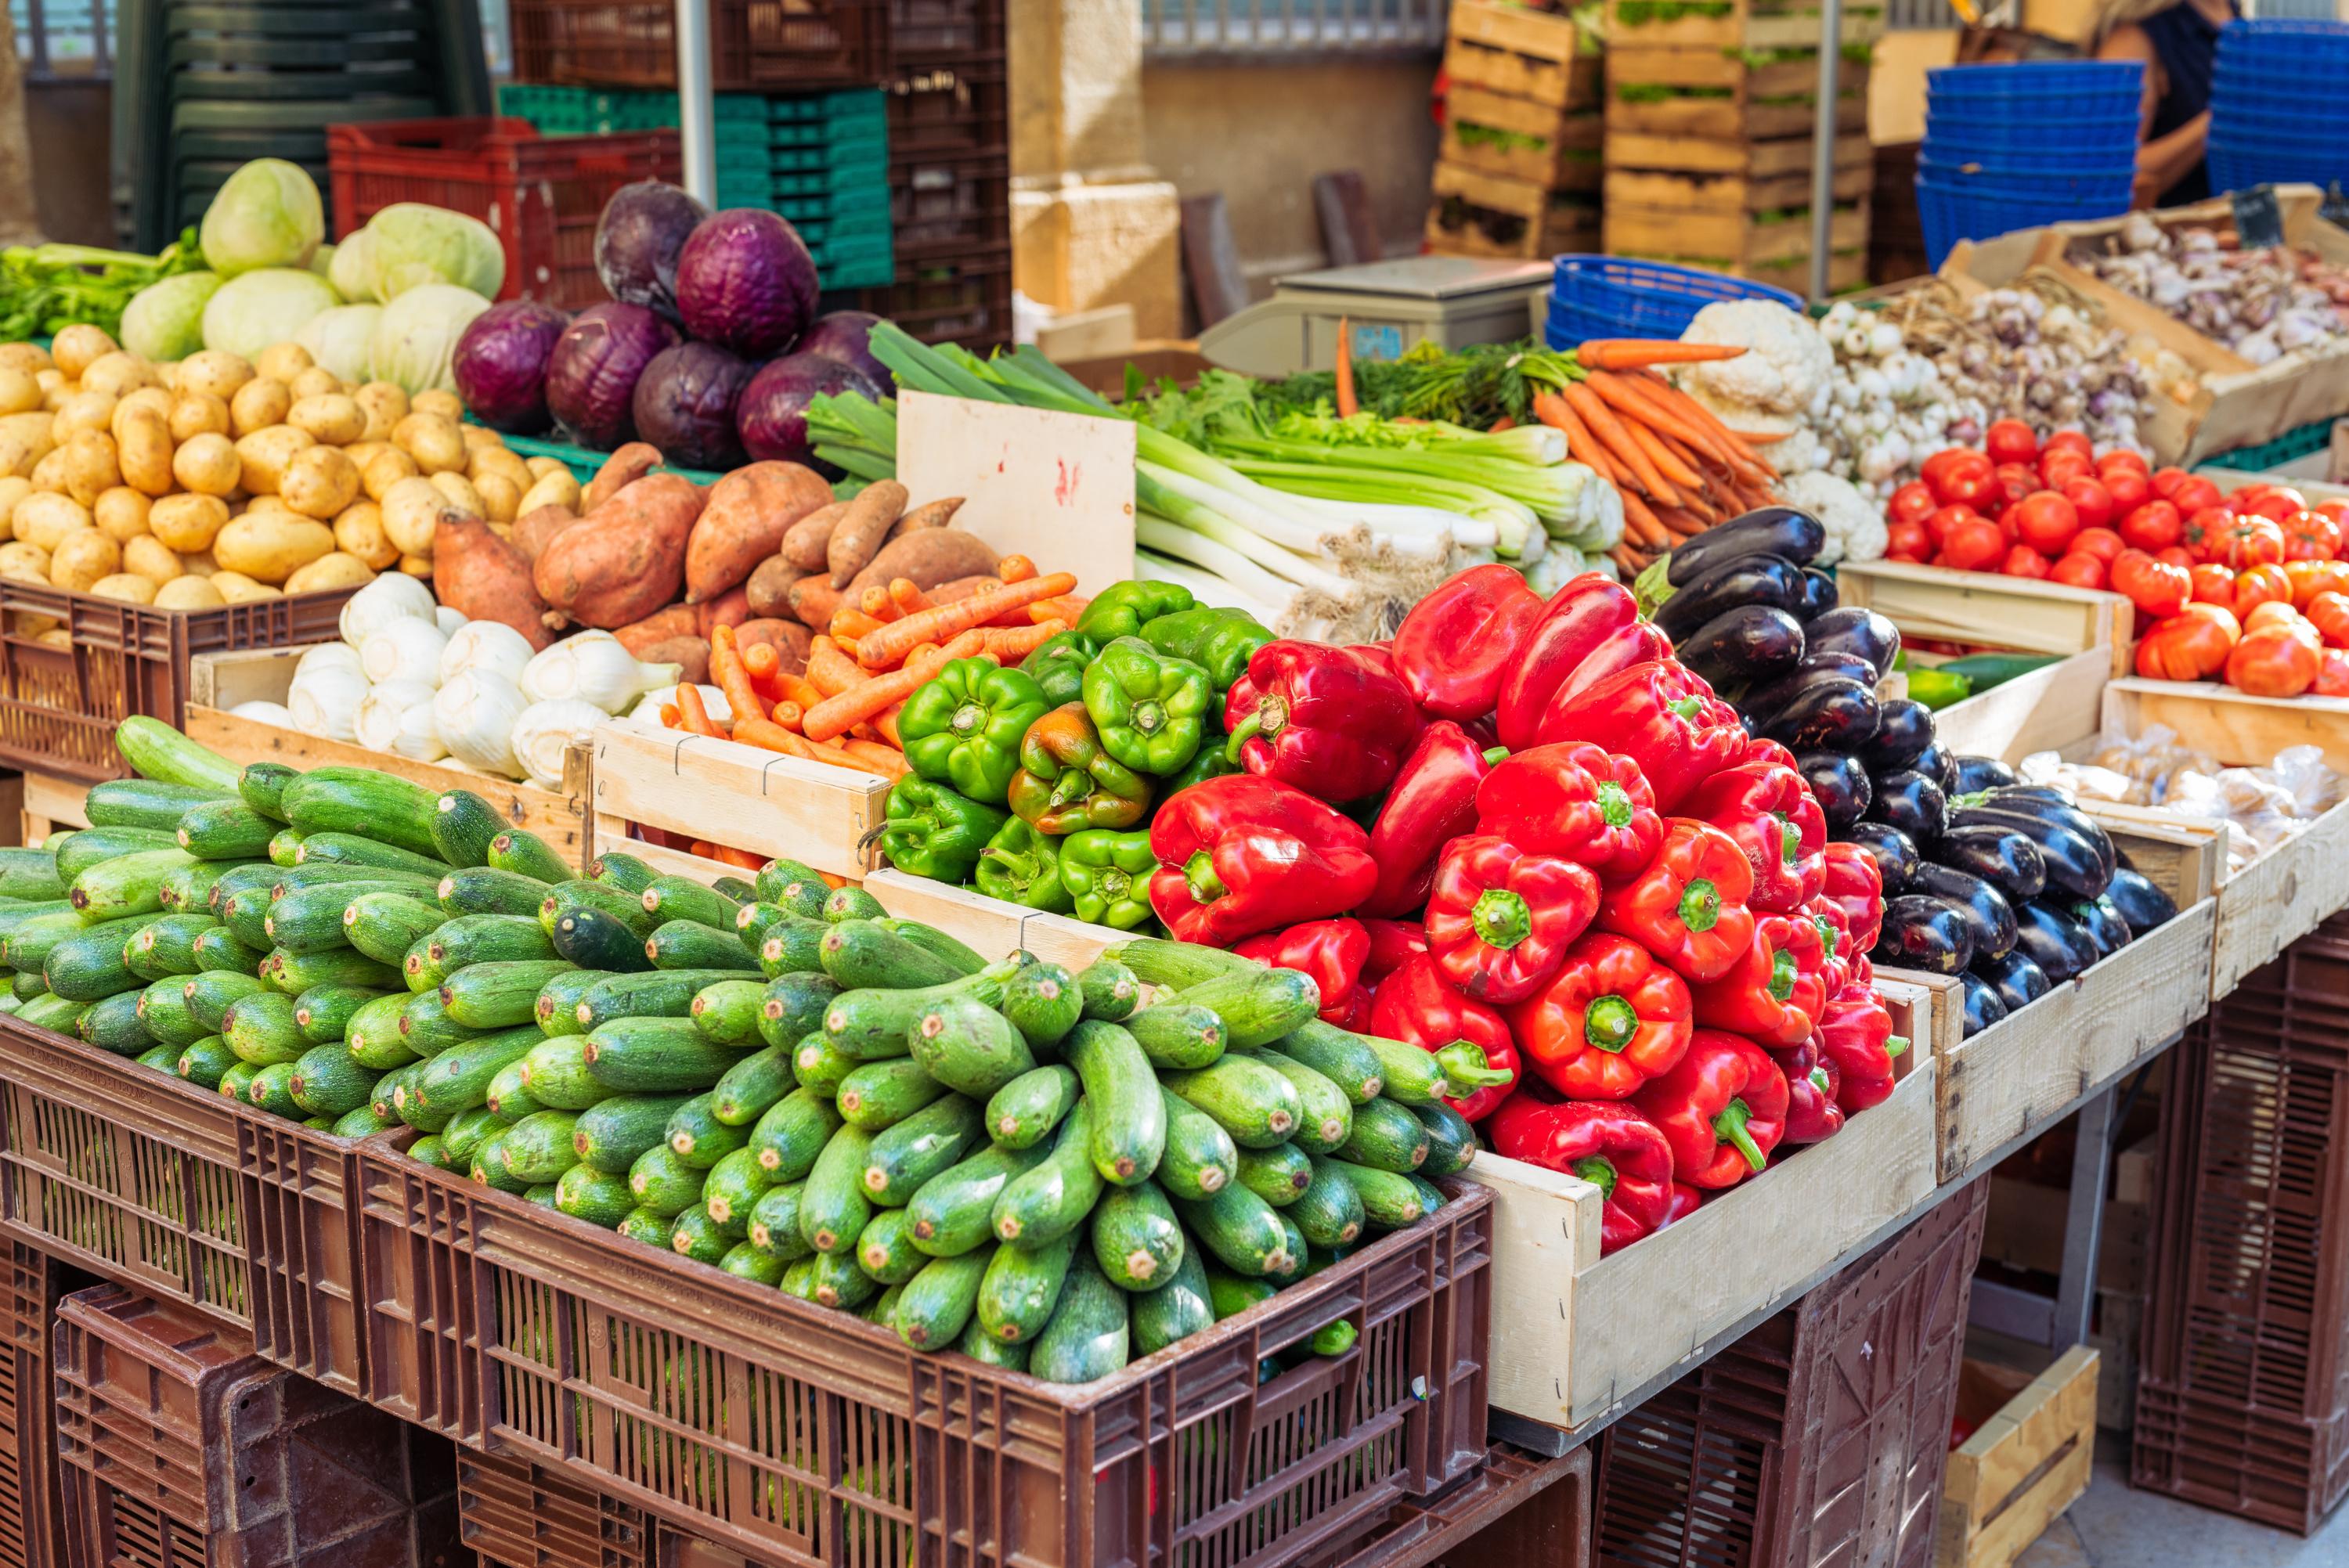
[1602,0,1884,52]
[1440,86,1603,190]
[1604,49,1870,142]
[1604,200,1870,272]
[1444,0,1599,108]
[1427,160,1600,259]
[1604,157,1871,215]
[1937,1350,2099,1568]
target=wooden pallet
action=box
[1604,198,1868,269]
[1603,0,1884,52]
[1444,0,1599,108]
[1440,85,1602,190]
[1427,159,1600,258]
[1605,48,1870,142]
[1604,158,1871,214]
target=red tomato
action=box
[2286,510,2344,562]
[2118,499,2183,553]
[2318,498,2349,527]
[2228,517,2289,571]
[2244,600,2306,635]
[1921,449,1993,503]
[1993,463,2040,510]
[1885,517,1930,561]
[2181,506,2234,562]
[2157,546,2197,571]
[1923,504,1979,548]
[2102,465,2152,514]
[2169,475,2223,515]
[2009,490,2081,556]
[1985,419,2038,466]
[2096,447,2149,474]
[2306,590,2349,648]
[2190,563,2236,604]
[2284,558,2349,608]
[2049,552,2109,589]
[2150,466,2191,499]
[1943,465,2005,514]
[1942,516,2008,572]
[2244,490,2305,524]
[2227,623,2322,697]
[2039,451,2093,492]
[2062,477,2115,532]
[2043,431,2094,461]
[2001,543,2051,579]
[1888,481,1937,526]
[2315,648,2349,697]
[2234,562,2293,620]
[2111,550,2193,619]
[2070,527,2126,563]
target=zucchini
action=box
[1251,1052,1353,1155]
[757,971,841,1049]
[1270,1026,1384,1105]
[1341,1026,1452,1106]
[720,1244,784,1285]
[484,1059,539,1123]
[293,983,385,1045]
[222,992,303,1066]
[214,1059,262,1105]
[976,1232,1076,1345]
[403,1132,449,1171]
[590,851,659,896]
[282,767,442,858]
[525,1184,561,1209]
[517,1036,600,1105]
[906,1142,1049,1259]
[1124,1003,1224,1070]
[823,885,887,924]
[437,867,551,919]
[86,778,228,832]
[583,1016,742,1093]
[616,1208,673,1247]
[646,919,753,971]
[55,827,176,884]
[1176,1185,1294,1278]
[536,969,610,1037]
[893,1250,990,1350]
[236,761,298,821]
[159,860,255,916]
[956,1315,1030,1370]
[14,994,85,1033]
[0,899,73,943]
[550,909,654,974]
[1027,1254,1129,1384]
[853,1207,926,1285]
[1064,1019,1165,1185]
[443,1108,507,1168]
[908,993,1036,1098]
[860,1094,985,1207]
[749,1088,843,1181]
[791,1033,855,1097]
[985,1065,1080,1150]
[9,971,40,1000]
[115,717,244,794]
[371,1064,420,1126]
[755,859,832,918]
[1179,967,1321,1049]
[640,875,738,931]
[128,913,219,979]
[756,915,828,978]
[1235,1144,1312,1208]
[332,1102,396,1139]
[406,1028,540,1119]
[439,961,576,1029]
[701,1146,774,1229]
[574,1094,696,1173]
[265,879,406,953]
[0,847,64,903]
[710,1042,793,1126]
[77,990,151,1054]
[819,964,1012,1061]
[1413,1101,1478,1177]
[6,911,114,975]
[265,948,401,997]
[1335,1097,1427,1173]
[797,1125,879,1252]
[1110,937,1254,990]
[1092,1181,1185,1290]
[1000,962,1082,1049]
[489,830,572,884]
[247,1061,304,1118]
[426,913,556,973]
[732,899,793,950]
[688,979,766,1046]
[289,1044,379,1118]
[817,920,966,990]
[1294,1155,1367,1249]
[746,1184,814,1260]
[873,917,987,976]
[837,1058,948,1131]
[666,1094,749,1169]
[1331,1160,1427,1231]
[70,848,193,922]
[543,880,655,939]
[669,1208,731,1263]
[428,791,509,869]
[991,1101,1105,1249]
[175,1036,237,1090]
[137,978,208,1047]
[342,893,444,966]
[44,916,150,1001]
[191,927,263,975]
[1131,1245,1215,1356]
[469,1137,532,1195]
[803,1248,876,1310]
[294,834,451,880]
[183,970,269,1033]
[175,799,276,861]
[556,1165,637,1228]
[499,1111,583,1184]
[1160,1055,1301,1150]
[267,830,305,868]
[1154,1086,1238,1201]
[345,993,420,1069]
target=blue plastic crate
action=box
[1927,61,2142,119]
[1544,257,1800,348]
[2209,148,2349,193]
[1918,139,2138,177]
[1915,156,2138,199]
[1922,112,2138,157]
[1917,175,2131,270]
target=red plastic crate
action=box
[508,0,879,90]
[0,1243,65,1568]
[328,118,682,311]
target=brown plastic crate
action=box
[0,1017,366,1395]
[508,0,879,91]
[355,1137,1492,1568]
[857,253,1012,348]
[0,581,352,784]
[885,0,1004,64]
[1592,1177,1989,1568]
[882,60,1007,161]
[0,1243,66,1568]
[460,1453,648,1568]
[890,150,1010,263]
[1304,1446,1593,1568]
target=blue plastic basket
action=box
[1926,60,2143,117]
[1914,157,2137,200]
[1917,175,2133,271]
[2208,148,2349,194]
[1543,256,1800,348]
[1921,114,2139,158]
[1918,139,2138,176]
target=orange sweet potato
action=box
[747,554,803,618]
[435,512,555,651]
[781,501,848,572]
[842,528,1001,598]
[584,442,662,511]
[637,635,710,687]
[532,472,702,631]
[513,504,578,562]
[695,584,752,637]
[684,460,835,604]
[788,576,843,631]
[614,604,700,654]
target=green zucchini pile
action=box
[0,717,1472,1384]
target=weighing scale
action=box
[1196,256,1554,379]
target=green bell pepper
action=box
[1081,636,1213,776]
[974,818,1073,913]
[1139,607,1273,693]
[1019,629,1101,709]
[1162,717,1239,794]
[1059,829,1157,930]
[1076,581,1195,643]
[1008,704,1153,834]
[879,777,1009,883]
[897,658,1049,806]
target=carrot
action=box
[788,576,844,631]
[1585,370,1735,468]
[856,572,1080,671]
[1622,416,1705,492]
[1530,391,1621,485]
[908,642,941,664]
[676,683,723,739]
[888,579,929,616]
[734,716,891,773]
[1609,544,1649,578]
[841,741,910,779]
[830,607,887,642]
[1628,370,1777,479]
[690,840,716,859]
[776,672,822,710]
[804,633,996,742]
[996,555,1037,585]
[874,705,903,748]
[1563,383,1677,505]
[1335,315,1359,419]
[1618,488,1669,551]
[1027,596,1087,625]
[982,621,1063,661]
[1577,340,1748,370]
[805,636,871,696]
[714,844,765,871]
[709,625,766,732]
[659,702,680,727]
[1490,415,1516,432]
[858,585,900,622]
[771,701,804,732]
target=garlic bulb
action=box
[362,618,449,688]
[441,620,536,689]
[510,699,607,790]
[435,605,466,636]
[355,680,446,762]
[432,670,528,777]
[288,665,369,743]
[521,631,683,715]
[337,572,437,647]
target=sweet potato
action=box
[512,503,577,562]
[584,442,661,511]
[435,512,554,651]
[888,496,962,539]
[747,554,803,618]
[684,460,834,603]
[781,500,848,572]
[695,583,752,637]
[636,635,710,687]
[532,471,700,630]
[828,480,908,587]
[734,617,810,675]
[788,575,843,631]
[614,604,700,655]
[843,528,1001,598]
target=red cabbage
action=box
[793,310,890,389]
[633,341,754,470]
[737,351,880,470]
[594,181,709,324]
[674,209,819,359]
[452,299,571,434]
[545,301,679,451]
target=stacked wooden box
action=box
[1600,0,1880,293]
[1427,0,1601,259]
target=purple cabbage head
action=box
[633,341,755,470]
[674,209,819,359]
[544,301,680,450]
[736,351,882,470]
[792,310,890,389]
[594,181,709,323]
[451,299,571,434]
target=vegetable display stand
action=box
[1470,982,1940,1433]
[1304,1444,1592,1568]
[327,118,683,311]
[1937,1348,2099,1568]
[0,1242,65,1568]
[1603,0,1882,52]
[586,717,892,883]
[187,647,595,874]
[506,0,881,91]
[457,1451,650,1568]
[0,580,352,786]
[0,1016,370,1397]
[1590,1175,1987,1568]
[354,1129,1493,1567]
[53,1282,460,1568]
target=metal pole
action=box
[1808,0,1844,301]
[677,0,716,207]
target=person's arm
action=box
[2098,21,2201,206]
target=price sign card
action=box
[897,389,1138,598]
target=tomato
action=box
[2101,465,2152,514]
[2181,506,2233,562]
[2134,604,2239,680]
[2158,546,2197,571]
[2167,476,2223,516]
[2190,563,2236,604]
[1941,516,2008,572]
[2095,448,2149,475]
[2318,498,2349,527]
[2049,552,2109,589]
[2244,600,2306,635]
[1942,465,2005,514]
[2227,517,2288,571]
[1985,419,2038,467]
[2118,499,2183,553]
[2307,593,2349,648]
[1888,481,1937,526]
[2244,489,2305,524]
[2042,431,2094,461]
[1993,463,2040,510]
[2062,477,2115,532]
[1924,504,1979,548]
[2150,466,2191,499]
[2001,543,2051,579]
[1921,449,1994,503]
[2070,527,2126,563]
[2285,510,2343,562]
[2227,623,2322,697]
[2039,451,2092,492]
[1885,517,1931,561]
[2315,648,2349,697]
[2284,558,2349,608]
[2111,549,2193,619]
[2234,563,2293,620]
[2001,490,2075,557]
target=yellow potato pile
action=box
[0,323,583,636]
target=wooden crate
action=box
[185,647,594,871]
[19,772,87,845]
[1440,87,1602,191]
[1936,1350,2099,1568]
[1604,200,1868,271]
[1604,158,1871,214]
[1427,160,1599,259]
[586,717,890,884]
[861,868,1124,970]
[1836,559,2134,672]
[1605,48,1870,142]
[1925,647,2113,766]
[1603,0,1884,52]
[1445,0,1599,108]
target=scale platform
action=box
[1197,256,1553,378]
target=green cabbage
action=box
[198,160,325,278]
[362,204,506,301]
[328,230,375,304]
[369,283,493,395]
[200,267,341,359]
[120,271,222,361]
[294,304,382,384]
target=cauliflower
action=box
[1670,300,1833,418]
[1773,469,1885,568]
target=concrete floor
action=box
[2018,1438,2349,1567]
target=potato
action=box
[51,324,117,380]
[51,389,116,443]
[0,541,49,581]
[177,350,252,403]
[122,534,179,586]
[80,352,158,400]
[115,406,174,497]
[0,368,41,416]
[150,492,231,553]
[240,496,301,522]
[229,377,291,437]
[251,343,311,384]
[112,386,173,433]
[181,548,218,575]
[332,500,397,569]
[61,430,121,507]
[0,412,56,482]
[354,382,408,442]
[392,411,465,474]
[427,470,485,518]
[284,550,374,594]
[212,510,334,585]
[398,553,432,578]
[0,475,29,539]
[287,393,365,447]
[288,366,341,403]
[168,391,230,442]
[516,467,582,516]
[459,424,504,453]
[475,471,522,525]
[13,492,92,552]
[49,528,120,591]
[93,488,151,544]
[88,571,156,604]
[522,456,567,481]
[0,344,52,377]
[344,440,388,469]
[154,575,226,610]
[412,389,463,422]
[26,449,67,493]
[362,445,419,502]
[170,432,240,497]
[280,445,360,520]
[233,424,313,496]
[468,445,531,488]
[210,570,279,603]
[381,476,455,557]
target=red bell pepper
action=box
[1532,619,1673,730]
[1807,893,1856,995]
[1358,721,1504,917]
[1234,917,1372,1027]
[1361,917,1428,983]
[1595,817,1758,984]
[1326,989,1374,1030]
[1494,575,1640,751]
[1682,762,1827,916]
[1146,775,1378,946]
[1692,912,1827,1048]
[1474,741,1664,884]
[1741,736,1802,772]
[1488,1094,1674,1255]
[1820,842,1885,954]
[1423,834,1599,1004]
[1366,952,1521,1121]
[1661,1182,1705,1226]
[1534,660,1748,811]
[1389,564,1545,720]
[1508,932,1692,1100]
[1771,1033,1846,1144]
[1225,642,1423,803]
[1817,982,1906,1114]
[1633,1029,1788,1190]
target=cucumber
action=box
[484,1059,539,1123]
[1270,1026,1385,1105]
[755,860,832,918]
[640,875,738,931]
[991,1101,1104,1249]
[341,894,444,966]
[499,1111,584,1183]
[78,990,150,1054]
[282,768,442,857]
[222,992,305,1065]
[803,1248,877,1310]
[288,1044,378,1117]
[590,851,659,896]
[397,990,479,1057]
[688,979,766,1046]
[428,791,508,869]
[578,968,758,1031]
[1176,1185,1294,1278]
[427,913,558,972]
[1000,962,1082,1049]
[823,885,886,924]
[701,1147,774,1229]
[1339,1026,1451,1105]
[1413,1101,1478,1177]
[1179,967,1321,1049]
[267,831,305,867]
[799,1125,879,1253]
[1250,1052,1352,1155]
[266,879,405,953]
[853,1207,926,1285]
[573,1094,695,1173]
[1332,1161,1428,1230]
[175,799,277,860]
[1092,1181,1185,1292]
[332,1102,396,1139]
[440,961,576,1029]
[1028,1254,1129,1384]
[986,1065,1080,1149]
[183,971,269,1033]
[956,1316,1030,1370]
[1124,1003,1225,1070]
[907,1142,1049,1259]
[820,964,1011,1060]
[711,1044,794,1126]
[1160,1056,1301,1150]
[756,915,829,978]
[550,909,655,973]
[404,1133,450,1171]
[1110,937,1255,990]
[470,1137,532,1195]
[191,927,263,975]
[159,861,253,916]
[70,849,192,922]
[1064,1020,1164,1186]
[137,979,208,1047]
[556,1165,637,1228]
[127,914,219,981]
[408,1028,541,1119]
[893,1250,990,1350]
[1154,1086,1239,1201]
[56,827,178,883]
[0,847,64,902]
[1294,1155,1368,1249]
[1236,1144,1313,1208]
[86,779,228,832]
[860,1094,985,1208]
[294,834,451,880]
[345,993,420,1069]
[264,949,401,996]
[489,830,572,885]
[666,1094,749,1169]
[437,867,550,919]
[215,1059,259,1105]
[792,1028,856,1096]
[976,1232,1076,1344]
[536,969,610,1037]
[720,1245,784,1285]
[440,1105,503,1167]
[1336,1097,1427,1173]
[746,1184,813,1260]
[817,920,965,990]
[247,1061,304,1117]
[617,1208,674,1247]
[873,917,987,976]
[836,1058,948,1131]
[646,919,753,971]
[909,993,1036,1098]
[756,971,840,1049]
[1131,1245,1215,1356]
[583,1017,742,1093]
[628,1144,707,1217]
[749,1089,843,1180]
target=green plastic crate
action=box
[2196,417,2336,475]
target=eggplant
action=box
[1961,788,2117,879]
[1907,862,2016,961]
[1678,605,1806,697]
[1859,699,1936,775]
[2104,867,2177,934]
[1798,751,1873,831]
[1795,568,1838,622]
[1911,740,1959,795]
[1805,607,1902,680]
[1871,895,1976,976]
[1949,755,2019,795]
[1760,677,1881,752]
[1958,971,2009,1037]
[2069,896,2132,958]
[1654,507,1824,589]
[1932,824,2047,903]
[1842,821,1920,892]
[1864,769,1948,845]
[1654,554,1810,643]
[1972,947,2049,1013]
[1946,807,2112,900]
[2013,901,2098,982]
